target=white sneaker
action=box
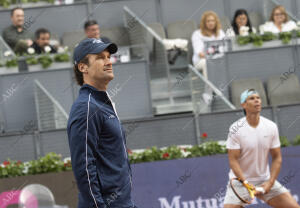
[202,93,213,105]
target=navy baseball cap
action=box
[73,38,118,64]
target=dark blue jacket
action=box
[67,84,135,208]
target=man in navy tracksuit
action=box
[67,38,137,208]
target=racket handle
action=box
[255,187,265,194]
[242,180,255,191]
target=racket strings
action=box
[231,180,254,203]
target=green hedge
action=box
[1,135,300,179]
[0,0,54,8]
[0,152,72,179]
[237,30,300,46]
[1,53,70,69]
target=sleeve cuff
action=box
[226,146,241,149]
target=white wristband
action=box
[255,187,265,194]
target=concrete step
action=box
[150,77,191,101]
[152,95,192,106]
[154,102,193,115]
[152,90,191,100]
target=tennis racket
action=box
[230,178,265,204]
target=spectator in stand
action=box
[2,7,33,53]
[84,20,110,43]
[191,11,225,108]
[30,28,57,54]
[191,11,225,79]
[260,5,297,34]
[226,9,257,37]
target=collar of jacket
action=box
[10,25,25,33]
[80,83,112,104]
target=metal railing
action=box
[0,36,16,64]
[189,64,236,144]
[123,6,173,104]
[34,80,68,131]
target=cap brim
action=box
[91,43,118,55]
[106,43,118,54]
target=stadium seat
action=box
[101,26,130,46]
[249,12,263,30]
[231,78,268,108]
[267,74,300,106]
[61,31,85,51]
[166,20,197,40]
[124,16,150,58]
[166,20,197,64]
[147,22,167,55]
[149,22,166,39]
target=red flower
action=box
[3,161,10,166]
[162,152,169,159]
[202,132,208,138]
[64,162,71,167]
[16,161,22,166]
[127,148,133,155]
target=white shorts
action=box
[223,180,289,206]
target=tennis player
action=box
[67,38,137,208]
[224,89,300,208]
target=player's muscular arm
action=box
[269,147,282,183]
[228,149,246,181]
[260,147,282,193]
[270,148,282,183]
[258,148,281,195]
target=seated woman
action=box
[191,11,225,79]
[191,11,225,107]
[226,9,256,37]
[260,5,297,34]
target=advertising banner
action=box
[131,146,300,208]
[0,146,299,207]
